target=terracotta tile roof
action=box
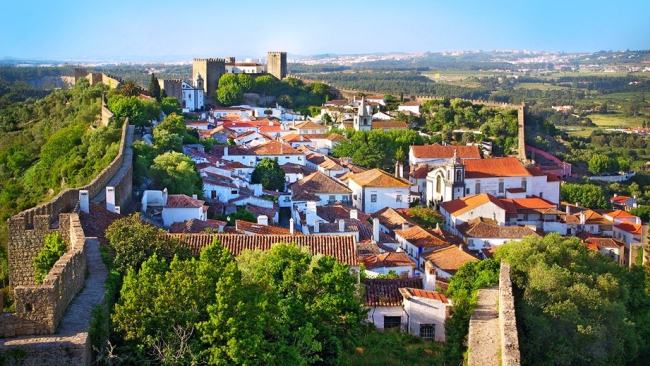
[281,163,314,175]
[372,207,415,232]
[458,220,539,239]
[235,220,297,235]
[362,252,415,269]
[166,194,205,208]
[400,101,421,107]
[611,195,633,204]
[244,204,278,221]
[463,157,531,178]
[615,222,643,235]
[440,193,508,216]
[319,156,344,171]
[501,197,557,213]
[425,246,479,274]
[394,225,451,249]
[252,140,302,155]
[171,233,357,265]
[606,210,637,219]
[79,204,122,244]
[399,287,449,303]
[371,120,408,130]
[282,133,311,143]
[349,168,411,188]
[410,144,481,159]
[584,237,625,249]
[317,204,371,223]
[409,164,430,179]
[581,210,610,225]
[295,121,327,130]
[169,219,225,233]
[364,278,423,307]
[291,171,352,201]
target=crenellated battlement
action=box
[193,57,226,63]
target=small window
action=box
[396,194,402,203]
[475,181,481,194]
[329,195,335,202]
[384,316,402,330]
[371,194,377,203]
[231,190,238,194]
[419,323,435,339]
[498,180,504,194]
[466,188,470,194]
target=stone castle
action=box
[192,58,226,99]
[267,51,287,80]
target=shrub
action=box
[33,232,67,284]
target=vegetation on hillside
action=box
[496,234,650,365]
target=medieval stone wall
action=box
[498,262,521,366]
[1,214,87,337]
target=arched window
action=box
[456,169,462,182]
[436,175,443,193]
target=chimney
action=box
[614,193,618,197]
[192,194,198,200]
[224,146,229,156]
[401,222,410,230]
[339,219,345,232]
[395,161,400,178]
[314,221,320,233]
[289,218,295,235]
[565,204,571,215]
[579,212,586,225]
[373,218,380,243]
[163,188,169,205]
[257,215,268,226]
[423,261,436,291]
[306,201,318,227]
[350,209,358,220]
[114,206,121,215]
[399,162,404,179]
[106,186,116,213]
[79,190,89,214]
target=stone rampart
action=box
[498,262,521,366]
[1,214,87,337]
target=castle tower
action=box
[353,97,372,131]
[192,58,226,100]
[267,51,287,80]
[517,103,527,162]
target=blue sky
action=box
[1,0,649,61]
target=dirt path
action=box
[467,287,500,366]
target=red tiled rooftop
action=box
[463,157,530,178]
[399,287,449,303]
[364,278,422,307]
[166,194,205,208]
[410,144,481,159]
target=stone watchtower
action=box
[267,51,287,80]
[192,58,225,100]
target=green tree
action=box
[112,239,233,364]
[251,158,286,191]
[106,213,190,273]
[588,154,618,174]
[160,96,181,115]
[496,234,646,365]
[150,152,202,196]
[560,183,609,209]
[33,232,67,283]
[149,73,161,101]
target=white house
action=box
[364,278,422,330]
[361,252,416,278]
[423,245,479,280]
[455,217,540,251]
[251,140,306,166]
[397,101,421,115]
[233,130,270,147]
[426,156,560,205]
[291,171,353,209]
[408,144,481,168]
[202,173,240,202]
[181,80,204,112]
[348,168,412,214]
[400,287,451,341]
[161,194,208,227]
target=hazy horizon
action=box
[1,0,649,61]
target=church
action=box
[425,153,560,205]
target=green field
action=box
[587,112,646,127]
[557,125,598,138]
[514,82,571,91]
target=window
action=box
[455,169,462,182]
[498,180,504,194]
[436,175,442,193]
[466,188,470,194]
[371,194,377,203]
[231,190,238,195]
[211,190,217,199]
[329,195,336,203]
[384,316,401,329]
[396,194,402,203]
[521,178,527,191]
[475,181,481,194]
[420,324,435,339]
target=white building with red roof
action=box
[162,194,208,228]
[409,144,481,167]
[426,156,560,205]
[347,168,413,214]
